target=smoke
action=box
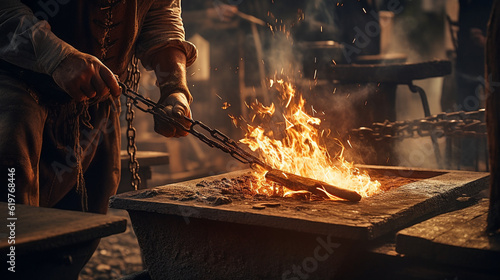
[260,1,458,170]
[384,1,448,169]
[251,1,385,165]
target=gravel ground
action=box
[79,209,144,280]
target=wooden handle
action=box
[265,169,361,202]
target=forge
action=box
[110,165,488,280]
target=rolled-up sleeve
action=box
[136,0,197,70]
[0,0,77,75]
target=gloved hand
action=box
[145,46,193,138]
[52,51,120,102]
[154,90,192,138]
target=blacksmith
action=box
[0,0,196,214]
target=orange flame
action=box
[238,79,381,199]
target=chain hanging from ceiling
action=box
[125,55,142,190]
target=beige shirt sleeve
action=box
[136,0,197,70]
[0,0,77,75]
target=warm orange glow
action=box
[237,79,381,200]
[222,102,231,110]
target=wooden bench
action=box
[0,202,127,280]
[396,199,500,271]
[351,199,500,280]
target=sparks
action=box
[222,102,231,110]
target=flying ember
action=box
[236,79,381,199]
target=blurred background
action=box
[119,0,492,189]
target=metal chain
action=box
[351,109,487,141]
[119,82,272,171]
[95,0,141,190]
[125,56,141,190]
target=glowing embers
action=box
[232,79,381,200]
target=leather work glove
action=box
[52,51,121,102]
[154,89,192,138]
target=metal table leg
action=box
[408,83,443,168]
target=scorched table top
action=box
[110,165,488,240]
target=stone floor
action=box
[79,209,143,280]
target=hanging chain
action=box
[351,109,487,141]
[125,56,141,190]
[95,0,141,189]
[119,82,272,171]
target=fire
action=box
[237,79,381,199]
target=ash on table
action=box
[122,171,418,210]
[195,175,326,204]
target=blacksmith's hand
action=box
[154,91,192,138]
[52,51,121,102]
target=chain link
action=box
[95,0,141,189]
[351,109,487,141]
[119,82,272,172]
[125,56,141,190]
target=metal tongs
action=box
[119,83,361,202]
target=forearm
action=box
[0,0,76,75]
[153,47,192,103]
[136,0,196,138]
[137,0,196,101]
[137,0,196,69]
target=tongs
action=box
[119,83,361,202]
